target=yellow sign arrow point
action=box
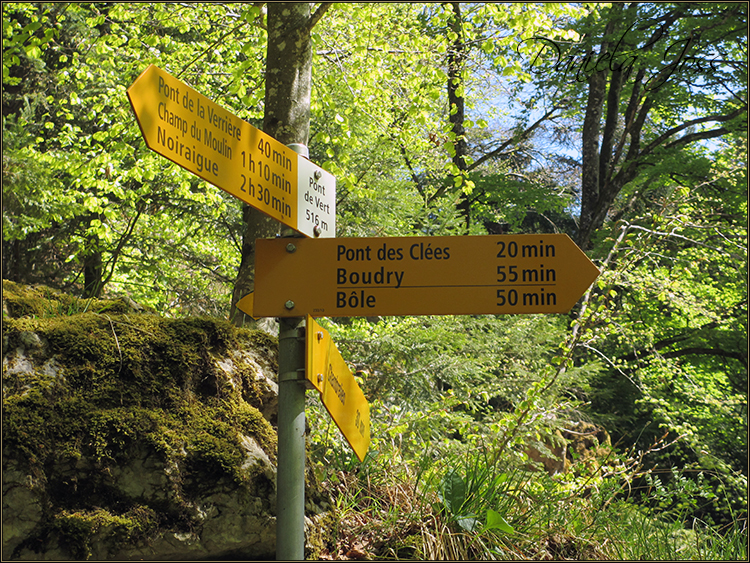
[126,65,335,238]
[306,316,370,462]
[256,234,600,317]
[235,292,258,320]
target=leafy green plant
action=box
[434,461,515,535]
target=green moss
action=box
[52,510,97,559]
[2,283,288,558]
[305,511,338,559]
[392,533,422,558]
[186,420,245,481]
[219,398,277,460]
[241,327,278,358]
[88,407,155,463]
[2,279,144,319]
[51,506,160,559]
[3,310,279,472]
[3,313,275,473]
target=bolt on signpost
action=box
[127,66,338,560]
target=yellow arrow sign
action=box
[126,65,335,238]
[306,316,370,462]
[255,234,599,317]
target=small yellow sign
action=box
[306,316,370,462]
[235,292,257,320]
[255,234,600,317]
[127,65,335,238]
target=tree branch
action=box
[623,222,746,261]
[608,67,645,178]
[599,66,624,185]
[467,106,560,172]
[307,2,333,32]
[664,126,733,149]
[638,106,747,160]
[400,143,427,200]
[622,344,746,367]
[100,201,145,289]
[606,106,743,213]
[177,19,250,79]
[661,347,746,366]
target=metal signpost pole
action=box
[276,315,306,560]
[275,143,309,560]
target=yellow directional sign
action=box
[306,316,370,462]
[255,234,600,317]
[127,64,335,238]
[235,292,258,320]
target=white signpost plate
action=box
[297,158,336,238]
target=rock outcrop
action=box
[2,281,330,560]
[524,422,612,476]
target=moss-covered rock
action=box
[2,279,149,320]
[2,280,329,560]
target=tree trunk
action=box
[447,2,471,232]
[577,10,621,249]
[82,251,102,298]
[574,4,744,248]
[82,226,103,299]
[229,2,315,326]
[578,70,607,248]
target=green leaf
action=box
[456,515,479,532]
[486,509,515,533]
[440,470,466,514]
[388,422,408,436]
[25,44,42,59]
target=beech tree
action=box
[3,3,268,309]
[404,3,583,233]
[521,2,747,248]
[229,2,332,326]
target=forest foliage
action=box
[3,2,747,558]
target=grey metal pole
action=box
[276,316,306,560]
[276,141,309,560]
